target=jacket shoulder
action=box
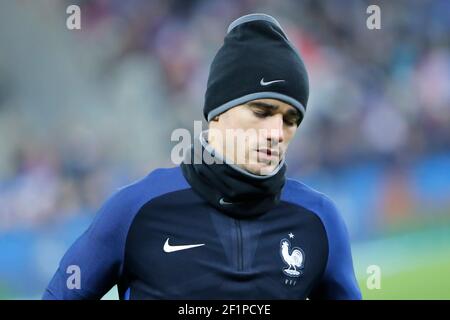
[91,166,189,234]
[116,166,189,203]
[282,178,334,213]
[282,178,347,237]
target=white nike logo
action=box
[163,238,205,253]
[219,197,245,206]
[260,78,285,86]
[219,198,234,205]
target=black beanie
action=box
[203,13,309,124]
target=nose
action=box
[265,114,284,146]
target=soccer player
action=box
[43,13,361,300]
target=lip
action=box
[256,148,280,157]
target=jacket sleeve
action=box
[309,196,362,300]
[42,188,133,300]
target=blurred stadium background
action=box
[0,0,449,299]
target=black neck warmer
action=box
[180,131,286,219]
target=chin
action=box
[258,164,278,176]
[243,163,277,176]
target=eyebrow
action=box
[247,101,277,110]
[247,101,300,118]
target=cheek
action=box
[284,127,297,143]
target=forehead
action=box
[246,98,297,113]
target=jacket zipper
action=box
[235,219,243,271]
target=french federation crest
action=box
[279,237,305,277]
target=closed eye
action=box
[252,110,270,118]
[283,116,298,126]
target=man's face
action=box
[208,98,301,175]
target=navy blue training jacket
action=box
[42,166,361,299]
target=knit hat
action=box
[203,13,309,125]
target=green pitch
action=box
[355,224,450,300]
[358,255,450,299]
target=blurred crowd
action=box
[0,0,449,231]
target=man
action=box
[43,13,361,300]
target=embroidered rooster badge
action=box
[280,238,305,277]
